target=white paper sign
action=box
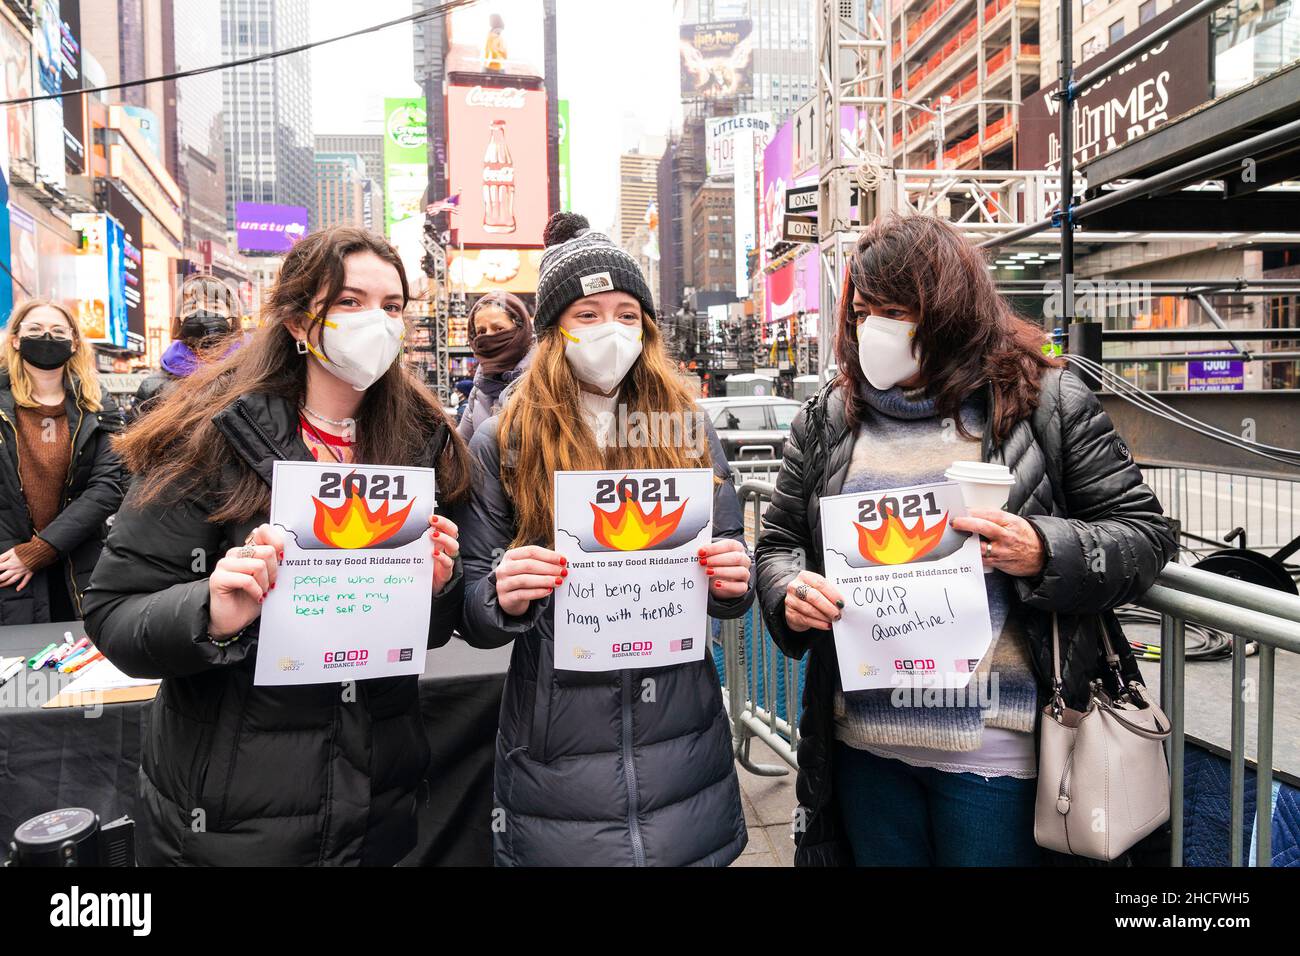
[819,481,994,692]
[253,461,437,686]
[552,469,714,672]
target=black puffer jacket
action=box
[132,369,179,419]
[754,368,1178,866]
[460,417,753,866]
[0,372,126,624]
[82,392,464,866]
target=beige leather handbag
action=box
[1034,616,1172,861]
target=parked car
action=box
[697,395,800,462]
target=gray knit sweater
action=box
[832,384,1039,776]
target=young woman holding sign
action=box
[754,214,1176,867]
[83,226,471,866]
[459,212,754,867]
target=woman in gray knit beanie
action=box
[457,211,757,867]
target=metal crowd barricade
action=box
[1139,462,1300,556]
[720,476,1300,866]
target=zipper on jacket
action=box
[63,404,85,489]
[232,400,293,462]
[620,669,646,866]
[0,409,26,498]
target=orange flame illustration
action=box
[855,512,948,565]
[591,494,688,551]
[312,487,415,549]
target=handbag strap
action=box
[1098,695,1172,740]
[1051,612,1124,702]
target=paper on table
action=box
[41,656,161,708]
[59,656,159,694]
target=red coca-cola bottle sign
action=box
[483,120,516,235]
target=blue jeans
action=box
[833,741,1044,866]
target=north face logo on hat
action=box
[579,272,614,296]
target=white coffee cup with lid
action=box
[944,460,1016,512]
[945,461,1016,573]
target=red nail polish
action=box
[561,568,568,577]
[707,568,715,576]
[714,581,722,588]
[697,547,707,557]
[432,530,439,538]
[259,596,265,604]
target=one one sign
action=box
[784,184,818,216]
[819,482,994,693]
[254,461,437,687]
[1019,2,1211,171]
[553,469,714,672]
[782,214,818,243]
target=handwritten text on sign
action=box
[253,460,436,686]
[552,469,714,672]
[819,481,993,692]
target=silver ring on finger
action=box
[795,583,810,601]
[984,541,993,558]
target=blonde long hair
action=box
[498,314,711,548]
[3,298,103,411]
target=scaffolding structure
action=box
[814,0,1300,382]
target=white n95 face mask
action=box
[561,322,644,394]
[305,308,406,392]
[856,314,921,390]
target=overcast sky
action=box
[311,0,682,233]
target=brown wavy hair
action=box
[116,225,470,522]
[497,314,710,548]
[833,213,1062,444]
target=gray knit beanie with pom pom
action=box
[532,211,657,333]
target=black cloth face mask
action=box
[18,333,74,370]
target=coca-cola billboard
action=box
[447,83,549,247]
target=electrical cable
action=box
[0,0,478,108]
[1116,605,1235,661]
[1061,353,1300,467]
[1063,352,1300,461]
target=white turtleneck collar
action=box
[580,387,620,449]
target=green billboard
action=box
[383,97,428,237]
[558,99,571,212]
